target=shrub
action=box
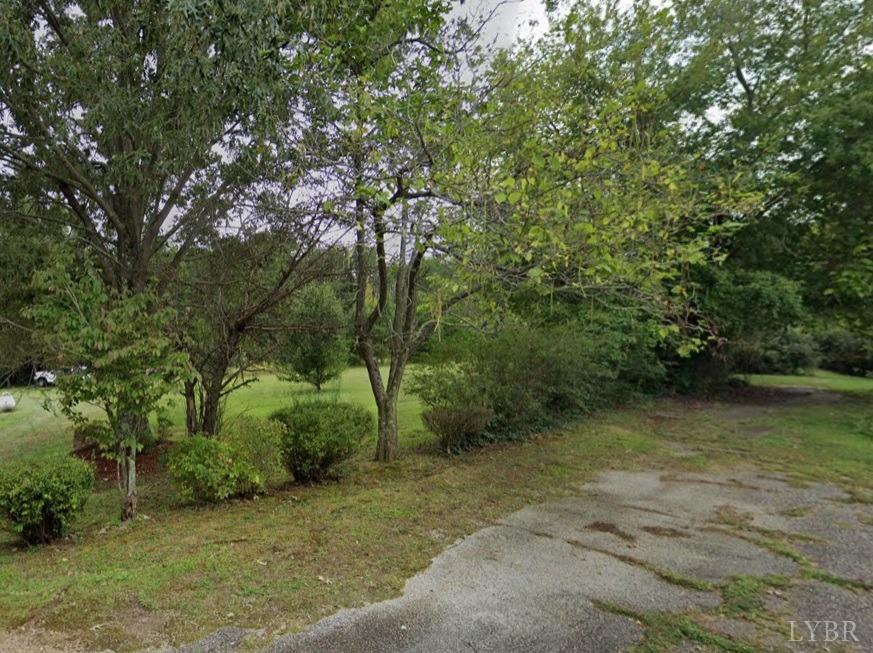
[731,328,820,375]
[422,407,494,453]
[411,313,662,441]
[167,436,263,503]
[270,401,372,482]
[218,416,285,486]
[0,457,94,543]
[814,325,873,377]
[71,418,164,457]
[667,268,811,392]
[277,283,349,391]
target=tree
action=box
[300,0,481,461]
[0,1,302,518]
[0,195,62,385]
[28,250,188,520]
[173,219,341,435]
[449,2,756,361]
[664,0,871,332]
[278,283,350,392]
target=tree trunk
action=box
[183,379,200,434]
[117,411,148,522]
[201,386,222,436]
[121,445,137,521]
[374,394,399,462]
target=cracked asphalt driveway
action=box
[243,471,873,653]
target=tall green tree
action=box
[666,0,871,332]
[278,283,350,392]
[173,221,342,435]
[0,0,301,519]
[451,2,755,354]
[303,0,480,461]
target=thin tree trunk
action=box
[183,379,200,434]
[201,386,222,436]
[121,444,137,521]
[117,411,148,522]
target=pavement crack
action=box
[496,520,713,592]
[564,538,715,592]
[494,520,561,542]
[610,501,681,519]
[660,474,764,491]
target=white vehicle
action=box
[33,370,57,387]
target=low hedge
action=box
[422,406,494,453]
[0,457,94,544]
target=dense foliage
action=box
[0,0,869,528]
[278,284,350,391]
[270,402,372,482]
[412,308,664,443]
[167,437,263,503]
[421,407,495,454]
[814,325,873,377]
[0,458,94,543]
[28,250,189,519]
[218,417,286,488]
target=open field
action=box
[0,367,424,464]
[0,370,871,651]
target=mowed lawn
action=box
[0,367,425,464]
[0,369,871,651]
[744,368,873,395]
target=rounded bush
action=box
[168,436,263,503]
[270,401,372,482]
[218,416,285,486]
[815,325,873,377]
[0,457,94,544]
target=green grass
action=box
[595,602,759,653]
[0,367,424,464]
[0,397,664,650]
[720,575,791,619]
[1,368,872,650]
[744,368,873,394]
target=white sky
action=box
[451,0,549,49]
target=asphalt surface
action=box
[242,470,872,653]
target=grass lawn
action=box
[0,368,871,651]
[743,368,873,395]
[0,367,425,464]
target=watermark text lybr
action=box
[788,620,859,643]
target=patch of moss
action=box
[802,568,872,592]
[594,602,760,653]
[720,575,791,618]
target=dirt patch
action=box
[720,385,845,406]
[0,626,85,653]
[586,521,636,542]
[80,599,176,651]
[641,525,689,538]
[713,504,753,527]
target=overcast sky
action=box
[451,0,550,50]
